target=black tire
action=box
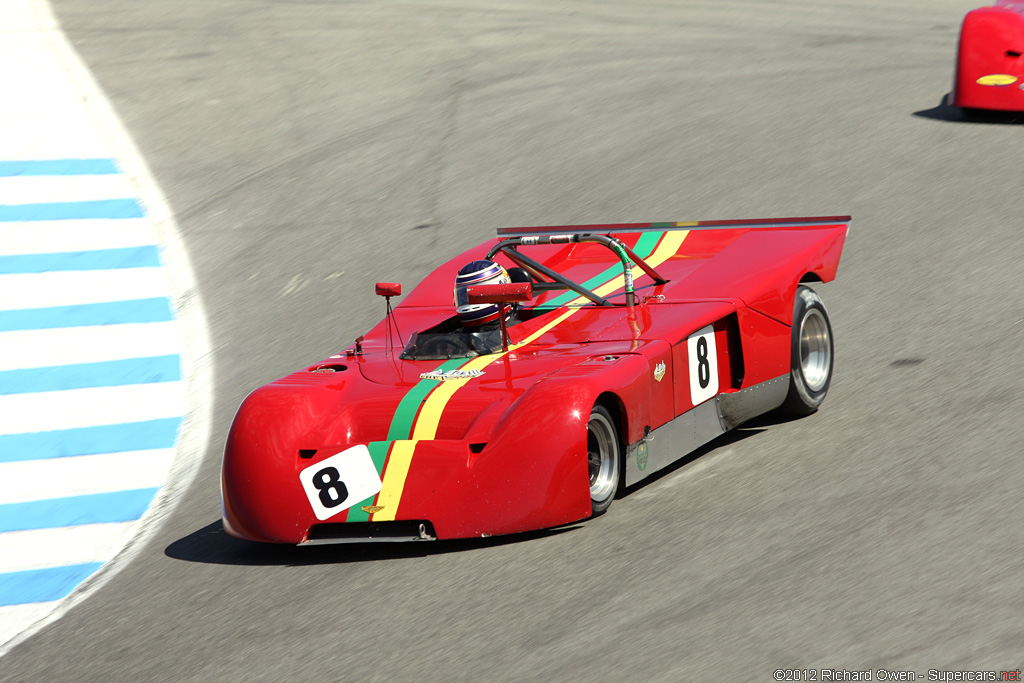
[779,285,833,416]
[586,404,620,515]
[961,107,1019,124]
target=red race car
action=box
[222,217,849,544]
[953,1,1024,113]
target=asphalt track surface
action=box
[5,1,1024,680]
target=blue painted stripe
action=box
[0,488,160,533]
[0,159,119,176]
[0,298,174,331]
[0,246,161,274]
[0,355,181,395]
[0,564,105,606]
[0,418,181,463]
[0,199,144,222]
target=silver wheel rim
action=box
[587,412,617,503]
[799,308,831,392]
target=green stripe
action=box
[538,230,665,309]
[367,441,391,471]
[386,358,466,441]
[345,358,468,522]
[346,441,393,522]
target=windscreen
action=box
[399,329,504,360]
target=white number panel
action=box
[298,445,382,520]
[687,325,719,406]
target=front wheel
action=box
[587,405,620,515]
[779,285,833,416]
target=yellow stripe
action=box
[411,355,496,440]
[372,440,417,516]
[372,230,689,520]
[645,229,689,267]
[372,356,504,520]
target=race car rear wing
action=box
[496,216,851,236]
[490,216,850,307]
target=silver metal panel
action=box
[625,399,724,487]
[717,374,790,430]
[624,374,790,487]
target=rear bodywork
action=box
[953,2,1024,111]
[222,217,849,543]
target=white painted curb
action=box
[0,0,213,657]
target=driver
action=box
[403,260,520,358]
[453,259,513,328]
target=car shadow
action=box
[914,93,1024,124]
[165,520,581,566]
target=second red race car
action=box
[222,217,849,544]
[952,1,1024,113]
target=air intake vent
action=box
[303,521,436,544]
[308,364,348,373]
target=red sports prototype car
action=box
[953,1,1024,113]
[222,217,849,544]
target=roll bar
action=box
[484,233,668,307]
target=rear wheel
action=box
[587,404,620,514]
[779,285,833,416]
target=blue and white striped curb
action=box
[0,0,211,655]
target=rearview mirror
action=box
[466,282,531,353]
[466,282,531,304]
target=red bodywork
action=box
[953,2,1024,111]
[222,218,849,544]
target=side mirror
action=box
[465,282,531,304]
[375,283,403,352]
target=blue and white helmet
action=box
[454,260,511,326]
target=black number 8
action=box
[696,336,710,389]
[312,466,349,508]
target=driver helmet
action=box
[454,260,511,326]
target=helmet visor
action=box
[454,284,472,308]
